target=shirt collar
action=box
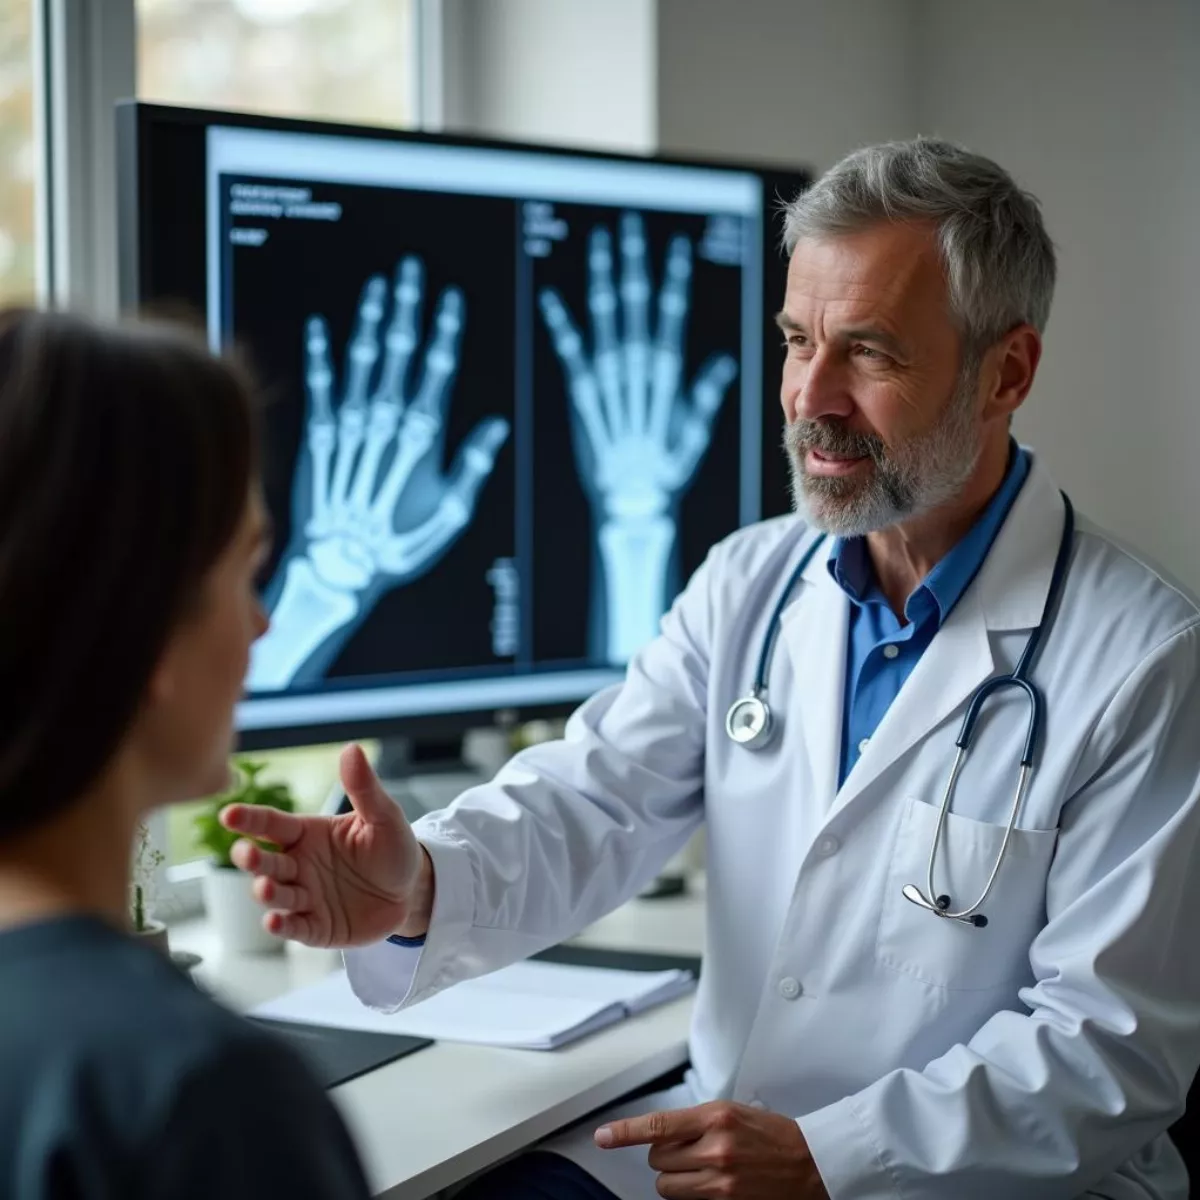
[827,439,1031,626]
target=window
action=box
[0,0,40,303]
[136,0,417,127]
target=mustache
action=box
[783,419,887,463]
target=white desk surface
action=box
[170,880,706,1199]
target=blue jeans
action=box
[455,1151,618,1200]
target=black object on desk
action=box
[249,1017,432,1089]
[534,943,702,978]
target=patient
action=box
[0,309,371,1199]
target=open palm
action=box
[219,746,427,949]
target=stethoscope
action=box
[725,492,1076,930]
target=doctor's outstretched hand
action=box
[218,744,434,947]
[595,1101,829,1200]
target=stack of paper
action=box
[251,959,696,1050]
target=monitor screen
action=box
[117,103,810,749]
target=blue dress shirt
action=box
[830,442,1030,788]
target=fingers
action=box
[444,416,510,510]
[366,284,465,526]
[375,256,422,402]
[410,286,464,421]
[344,274,387,410]
[620,212,651,432]
[596,1106,709,1148]
[646,1142,703,1173]
[304,316,335,424]
[540,287,610,455]
[376,417,510,575]
[304,316,336,533]
[339,744,405,825]
[588,226,624,436]
[263,908,320,945]
[252,874,310,913]
[219,802,306,850]
[229,839,297,881]
[668,353,738,485]
[649,234,692,442]
[653,1170,712,1199]
[691,352,738,422]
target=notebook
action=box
[250,958,696,1051]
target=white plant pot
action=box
[202,864,282,955]
[132,919,170,956]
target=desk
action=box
[170,882,705,1198]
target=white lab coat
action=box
[346,454,1200,1200]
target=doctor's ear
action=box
[979,324,1041,423]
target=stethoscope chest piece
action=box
[725,692,773,748]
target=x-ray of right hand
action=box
[248,257,509,691]
[539,212,738,523]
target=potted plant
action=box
[193,758,295,954]
[129,820,169,954]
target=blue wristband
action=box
[386,933,427,947]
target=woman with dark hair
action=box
[0,308,371,1199]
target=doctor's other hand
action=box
[595,1101,829,1200]
[218,744,434,948]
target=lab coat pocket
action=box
[876,796,1059,992]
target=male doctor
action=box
[224,139,1200,1199]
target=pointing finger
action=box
[595,1106,709,1148]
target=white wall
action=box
[657,0,1200,591]
[656,0,919,171]
[449,0,656,153]
[917,0,1200,591]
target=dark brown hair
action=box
[0,308,259,840]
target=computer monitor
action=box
[117,102,810,752]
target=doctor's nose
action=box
[785,350,855,425]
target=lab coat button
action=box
[883,644,900,659]
[857,738,870,754]
[778,976,802,1000]
[816,836,840,858]
[748,1097,767,1110]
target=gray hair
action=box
[781,138,1057,357]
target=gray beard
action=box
[784,370,982,537]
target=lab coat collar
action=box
[794,447,1066,631]
[778,449,1068,815]
[970,450,1068,633]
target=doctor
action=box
[224,138,1200,1199]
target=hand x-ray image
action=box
[534,208,743,666]
[199,123,765,724]
[249,256,510,690]
[223,179,520,691]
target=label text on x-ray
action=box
[487,558,520,658]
